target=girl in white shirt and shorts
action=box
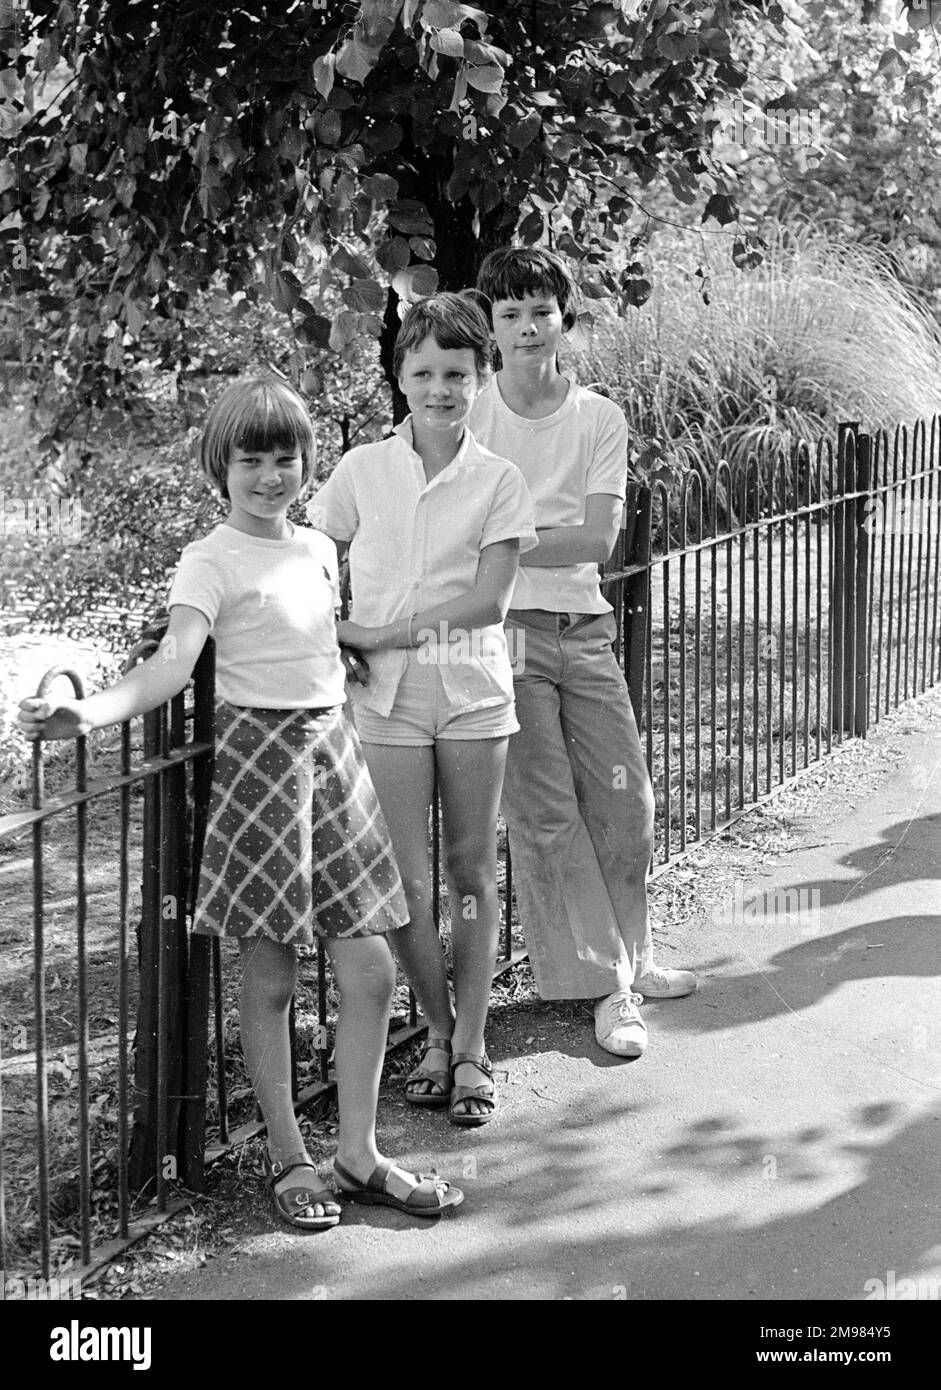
[307,295,537,1126]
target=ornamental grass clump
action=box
[571,218,941,481]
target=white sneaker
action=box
[594,990,648,1057]
[633,964,698,999]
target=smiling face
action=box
[397,335,482,436]
[490,291,565,368]
[225,444,304,536]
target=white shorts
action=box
[352,651,518,747]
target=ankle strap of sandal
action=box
[451,1051,492,1073]
[424,1036,453,1051]
[269,1149,314,1178]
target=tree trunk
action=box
[378,152,505,422]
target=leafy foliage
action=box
[0,0,788,447]
[0,280,390,648]
[720,1,941,306]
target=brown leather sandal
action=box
[449,1052,497,1128]
[263,1149,341,1231]
[404,1036,453,1107]
[333,1159,463,1217]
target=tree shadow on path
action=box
[191,1090,941,1301]
[650,812,941,1035]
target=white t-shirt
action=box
[167,523,347,709]
[469,378,628,614]
[306,419,537,717]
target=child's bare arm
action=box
[320,534,368,683]
[337,539,521,651]
[17,605,211,741]
[522,494,622,567]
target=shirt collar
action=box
[393,416,478,474]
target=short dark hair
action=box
[393,292,493,379]
[476,247,580,331]
[200,375,317,501]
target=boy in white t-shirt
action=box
[470,248,698,1058]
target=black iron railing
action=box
[605,420,940,865]
[0,633,215,1283]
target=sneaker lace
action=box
[608,991,643,1023]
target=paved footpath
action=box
[142,708,941,1302]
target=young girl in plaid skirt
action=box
[17,376,463,1228]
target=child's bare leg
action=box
[328,934,423,1200]
[437,737,507,1118]
[359,742,454,1097]
[238,937,338,1214]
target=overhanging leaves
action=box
[0,0,791,445]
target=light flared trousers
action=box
[502,609,655,1000]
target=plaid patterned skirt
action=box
[193,702,408,943]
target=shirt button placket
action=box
[411,490,424,610]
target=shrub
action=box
[570,218,941,482]
[1,285,392,649]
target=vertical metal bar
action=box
[886,431,899,712]
[693,482,703,841]
[802,446,811,766]
[118,721,131,1238]
[212,938,228,1141]
[623,485,652,729]
[31,738,51,1280]
[74,727,92,1264]
[179,640,215,1190]
[845,431,858,738]
[432,772,440,929]
[889,429,902,707]
[678,486,688,850]
[778,483,786,780]
[155,704,169,1212]
[503,841,512,962]
[289,995,298,1101]
[826,443,837,751]
[928,417,934,689]
[766,454,775,793]
[736,469,746,811]
[924,418,937,688]
[645,578,654,793]
[0,1021,5,1273]
[914,421,927,694]
[168,688,188,1161]
[317,938,329,1084]
[130,695,161,1193]
[873,432,887,725]
[609,517,624,665]
[814,445,823,762]
[725,479,733,819]
[908,425,921,695]
[854,432,872,736]
[790,451,800,775]
[832,425,850,738]
[662,543,672,862]
[710,479,719,830]
[901,428,913,704]
[751,462,760,801]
